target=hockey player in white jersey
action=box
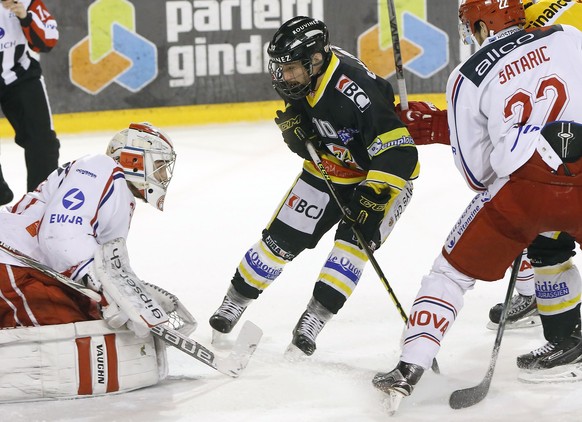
[0,122,196,402]
[399,0,582,332]
[373,0,582,412]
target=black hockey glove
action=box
[339,185,391,249]
[275,106,320,160]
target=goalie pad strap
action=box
[76,333,119,394]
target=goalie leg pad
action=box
[0,320,164,403]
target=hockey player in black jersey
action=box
[209,16,419,356]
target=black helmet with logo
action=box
[267,16,332,99]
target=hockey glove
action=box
[275,106,321,160]
[396,101,449,146]
[339,184,391,249]
[142,281,198,336]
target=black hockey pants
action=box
[0,76,59,191]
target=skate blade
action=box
[486,315,541,331]
[518,362,582,384]
[380,389,405,416]
[283,343,309,362]
[211,329,232,349]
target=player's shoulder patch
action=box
[335,74,371,112]
[460,26,562,87]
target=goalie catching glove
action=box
[396,101,449,145]
[275,104,322,160]
[339,184,390,250]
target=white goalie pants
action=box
[0,320,167,403]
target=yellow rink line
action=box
[0,93,446,136]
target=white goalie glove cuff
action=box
[101,290,129,329]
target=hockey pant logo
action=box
[444,191,490,253]
[278,178,330,234]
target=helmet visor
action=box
[459,19,475,45]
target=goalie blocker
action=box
[0,320,167,403]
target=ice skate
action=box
[518,361,582,383]
[292,310,325,355]
[209,286,251,345]
[517,333,582,383]
[486,293,540,330]
[373,361,424,415]
[517,334,582,370]
[285,298,332,357]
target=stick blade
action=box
[216,321,263,378]
[449,379,491,409]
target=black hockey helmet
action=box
[267,16,332,100]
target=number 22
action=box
[503,74,569,125]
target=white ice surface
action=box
[1,121,580,421]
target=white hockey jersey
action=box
[446,25,582,193]
[0,154,135,281]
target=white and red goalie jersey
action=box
[0,154,136,281]
[446,25,582,193]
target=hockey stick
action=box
[305,141,439,374]
[0,240,102,302]
[449,254,522,409]
[386,0,408,110]
[0,240,262,378]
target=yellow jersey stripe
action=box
[307,53,340,108]
[334,240,368,261]
[238,264,270,290]
[319,273,353,297]
[538,294,581,313]
[535,260,573,275]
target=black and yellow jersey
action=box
[524,0,582,29]
[287,46,419,194]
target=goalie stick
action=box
[449,254,522,409]
[305,141,440,374]
[0,240,262,378]
[0,240,102,302]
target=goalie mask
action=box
[267,16,332,100]
[459,0,525,45]
[107,123,176,211]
